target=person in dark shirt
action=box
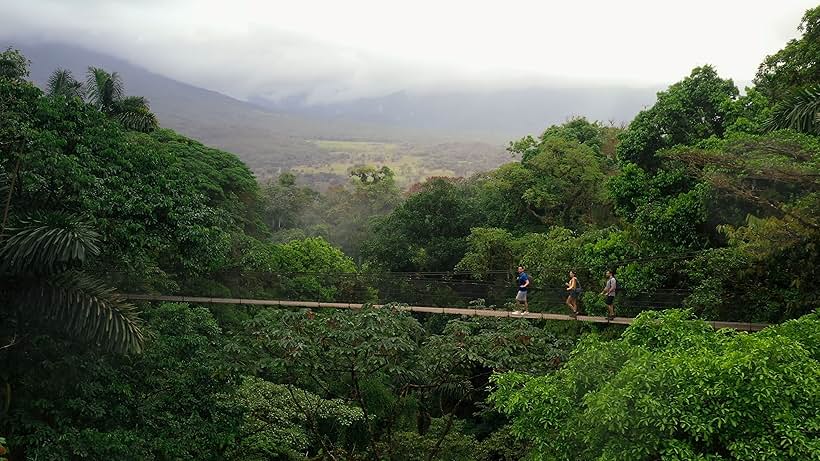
[514,266,530,314]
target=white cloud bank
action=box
[0,0,814,102]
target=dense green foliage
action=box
[46,68,84,99]
[1,7,819,460]
[755,6,820,135]
[234,306,568,459]
[7,304,242,460]
[0,68,282,291]
[491,310,820,460]
[754,6,820,102]
[616,66,739,170]
[0,48,29,81]
[352,13,820,322]
[766,84,820,134]
[261,165,402,262]
[0,213,144,354]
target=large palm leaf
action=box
[0,173,7,206]
[112,96,159,133]
[17,270,144,353]
[0,213,144,353]
[0,214,99,274]
[765,84,820,134]
[0,168,9,219]
[85,67,123,112]
[47,68,84,99]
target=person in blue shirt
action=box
[514,266,530,314]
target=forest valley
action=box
[0,6,819,461]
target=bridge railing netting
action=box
[103,269,690,317]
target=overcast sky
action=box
[0,0,815,102]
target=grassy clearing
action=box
[312,140,400,154]
[299,140,457,187]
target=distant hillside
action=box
[252,86,659,137]
[17,43,391,154]
[11,42,658,189]
[13,42,512,188]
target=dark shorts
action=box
[605,295,615,305]
[569,289,581,299]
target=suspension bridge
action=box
[123,294,770,332]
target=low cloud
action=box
[0,0,815,102]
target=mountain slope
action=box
[255,85,659,137]
[9,42,658,189]
[16,42,492,186]
[18,43,368,153]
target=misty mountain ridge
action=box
[9,41,661,189]
[252,85,660,137]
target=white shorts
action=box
[516,290,527,302]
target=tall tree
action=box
[263,172,317,230]
[754,6,820,101]
[303,166,401,260]
[0,48,29,81]
[363,177,479,272]
[537,117,607,155]
[616,66,738,169]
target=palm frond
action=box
[19,270,144,353]
[115,95,149,109]
[765,84,820,134]
[0,169,8,207]
[108,71,124,103]
[112,96,159,132]
[437,380,472,400]
[85,67,108,108]
[0,213,100,274]
[0,169,9,239]
[85,67,122,110]
[47,68,85,99]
